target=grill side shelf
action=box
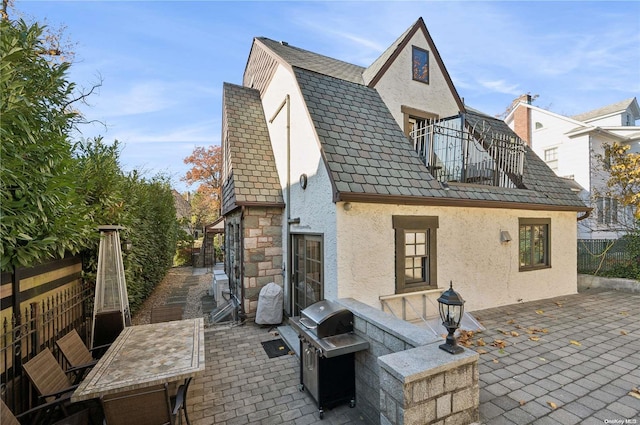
[290,317,369,358]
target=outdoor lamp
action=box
[437,281,465,354]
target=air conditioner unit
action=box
[212,270,229,308]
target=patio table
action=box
[71,317,205,405]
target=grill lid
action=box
[301,300,353,338]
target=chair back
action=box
[101,384,173,425]
[23,349,73,402]
[56,329,94,368]
[0,399,20,425]
[150,305,183,323]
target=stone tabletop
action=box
[72,317,205,402]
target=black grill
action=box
[290,300,369,419]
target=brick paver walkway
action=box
[188,323,372,425]
[182,268,639,424]
[473,289,640,425]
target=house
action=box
[172,189,193,235]
[220,17,590,321]
[506,95,640,239]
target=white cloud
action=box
[478,79,521,96]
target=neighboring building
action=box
[172,189,193,235]
[221,18,589,321]
[506,95,640,239]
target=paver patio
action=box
[473,288,640,425]
[183,269,639,424]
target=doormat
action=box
[261,338,291,359]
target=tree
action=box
[588,142,640,279]
[182,145,222,225]
[602,142,640,220]
[0,19,92,270]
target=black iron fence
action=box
[0,283,93,415]
[577,238,631,274]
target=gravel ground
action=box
[131,267,212,325]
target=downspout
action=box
[578,210,591,221]
[269,95,292,316]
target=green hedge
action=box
[1,19,179,313]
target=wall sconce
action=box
[500,230,512,243]
[437,281,465,354]
[343,202,352,211]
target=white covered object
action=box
[255,282,283,325]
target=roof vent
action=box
[280,41,288,46]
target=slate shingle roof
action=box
[295,69,588,210]
[221,83,284,215]
[464,111,588,209]
[229,35,589,212]
[256,38,364,85]
[362,21,415,85]
[294,68,443,198]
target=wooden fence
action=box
[0,256,93,415]
[577,239,631,274]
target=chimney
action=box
[512,94,532,146]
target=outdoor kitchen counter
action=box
[71,317,205,402]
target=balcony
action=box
[410,114,525,188]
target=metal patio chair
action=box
[101,382,187,425]
[56,329,110,383]
[11,348,94,423]
[1,398,90,425]
[22,348,79,412]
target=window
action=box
[544,147,558,171]
[519,218,550,271]
[596,197,618,225]
[393,216,438,293]
[535,122,544,130]
[411,46,429,84]
[291,234,323,315]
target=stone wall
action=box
[378,345,479,425]
[242,206,283,316]
[336,298,479,425]
[577,274,640,293]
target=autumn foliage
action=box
[183,145,222,226]
[603,142,640,220]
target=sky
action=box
[15,1,640,194]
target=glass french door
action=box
[291,234,323,316]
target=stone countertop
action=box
[72,318,205,402]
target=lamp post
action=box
[437,281,465,354]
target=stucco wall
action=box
[373,29,460,127]
[335,202,578,313]
[260,65,339,312]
